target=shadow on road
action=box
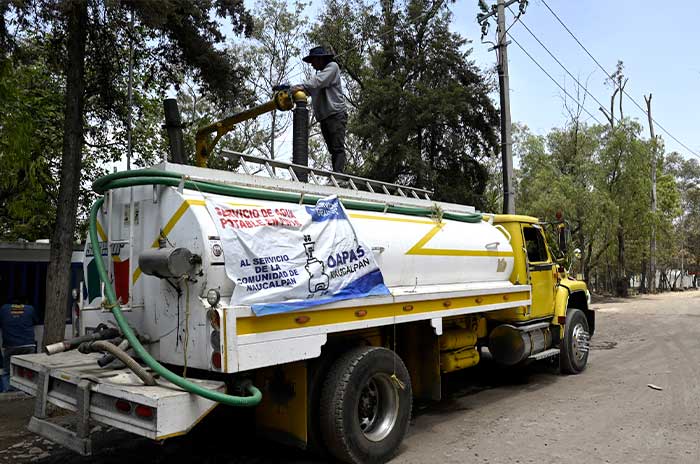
[3,357,567,464]
[412,354,560,421]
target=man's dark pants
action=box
[320,112,347,173]
[2,345,36,391]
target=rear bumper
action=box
[10,351,226,454]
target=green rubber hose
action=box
[88,198,262,407]
[92,168,483,224]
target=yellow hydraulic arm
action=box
[194,89,307,167]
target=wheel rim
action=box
[357,373,400,442]
[571,323,590,362]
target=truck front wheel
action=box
[320,346,412,464]
[560,308,590,374]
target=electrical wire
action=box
[539,0,700,159]
[506,7,620,125]
[506,33,603,125]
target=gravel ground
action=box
[1,290,699,464]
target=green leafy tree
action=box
[597,120,654,296]
[513,113,682,296]
[175,71,266,171]
[1,0,254,344]
[311,0,499,207]
[661,153,699,285]
[242,0,309,161]
[515,122,617,284]
[0,40,62,241]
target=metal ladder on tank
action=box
[220,150,433,201]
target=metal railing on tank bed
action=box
[220,150,433,201]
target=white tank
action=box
[350,212,513,287]
[82,164,514,370]
[140,189,515,294]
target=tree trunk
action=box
[595,269,599,294]
[671,269,679,290]
[616,221,628,297]
[43,0,88,346]
[659,269,667,291]
[583,241,593,282]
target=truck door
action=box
[522,224,556,319]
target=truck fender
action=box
[553,284,595,336]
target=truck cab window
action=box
[523,226,549,263]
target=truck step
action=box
[28,416,91,456]
[529,348,560,361]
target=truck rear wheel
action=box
[320,346,412,464]
[560,308,590,374]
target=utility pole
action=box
[478,0,525,214]
[644,94,656,293]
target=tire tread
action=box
[560,308,589,375]
[320,346,411,464]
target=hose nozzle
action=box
[44,342,70,355]
[44,326,120,356]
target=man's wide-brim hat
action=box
[303,46,334,63]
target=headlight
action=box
[206,288,221,307]
[585,289,591,306]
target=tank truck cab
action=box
[485,214,594,371]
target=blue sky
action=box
[450,0,700,160]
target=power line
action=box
[506,33,603,125]
[506,7,619,125]
[539,0,700,159]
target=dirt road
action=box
[2,290,699,463]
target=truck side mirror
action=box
[557,223,568,253]
[568,248,582,275]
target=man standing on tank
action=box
[292,46,347,173]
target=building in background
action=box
[0,242,83,351]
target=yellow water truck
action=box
[9,94,594,464]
